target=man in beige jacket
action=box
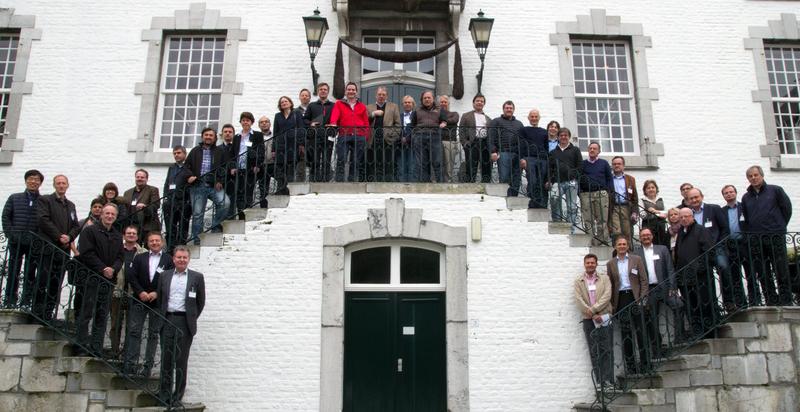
[366,86,401,182]
[574,253,614,386]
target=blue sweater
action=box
[520,126,548,158]
[741,182,792,233]
[579,158,613,193]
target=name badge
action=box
[169,184,177,190]
[156,266,163,274]
[739,215,745,222]
[245,141,253,147]
[328,136,336,142]
[29,201,33,207]
[188,291,197,298]
[653,255,660,260]
[131,200,138,206]
[627,188,633,194]
[588,284,597,291]
[71,212,77,221]
[632,268,639,275]
[704,221,713,228]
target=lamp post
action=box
[468,10,494,94]
[303,8,329,95]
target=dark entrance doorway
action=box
[360,84,431,107]
[343,291,446,412]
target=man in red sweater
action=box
[329,82,370,182]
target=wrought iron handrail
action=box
[0,229,186,409]
[587,231,800,410]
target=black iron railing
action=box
[588,232,800,410]
[0,230,186,409]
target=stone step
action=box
[30,340,72,358]
[730,307,783,323]
[614,388,674,407]
[589,246,613,261]
[717,322,764,339]
[0,309,32,324]
[505,197,529,210]
[58,357,116,374]
[106,389,160,408]
[244,207,268,221]
[7,324,57,341]
[684,338,745,356]
[659,354,715,372]
[527,208,550,222]
[647,369,723,389]
[199,232,223,247]
[570,233,593,247]
[548,221,572,235]
[221,218,246,234]
[266,195,290,208]
[573,401,644,411]
[484,184,509,197]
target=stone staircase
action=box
[0,310,205,411]
[572,307,800,411]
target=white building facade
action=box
[1,1,800,410]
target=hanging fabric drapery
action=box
[332,38,464,100]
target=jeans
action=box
[190,184,230,241]
[551,180,579,230]
[498,151,521,196]
[411,131,443,182]
[335,135,366,182]
[397,141,415,182]
[524,157,549,207]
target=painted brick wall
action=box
[186,193,595,411]
[0,0,800,410]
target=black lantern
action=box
[468,10,494,94]
[303,8,329,95]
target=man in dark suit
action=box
[163,145,191,250]
[687,188,734,311]
[228,112,266,220]
[76,203,125,355]
[303,82,335,183]
[36,174,81,320]
[124,231,173,376]
[607,236,648,374]
[633,227,675,361]
[675,207,715,340]
[122,169,162,240]
[158,246,205,404]
[458,94,492,183]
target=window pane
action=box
[400,247,440,284]
[351,247,391,284]
[766,46,800,154]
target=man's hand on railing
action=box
[102,267,114,279]
[59,234,70,246]
[139,291,150,302]
[188,176,197,184]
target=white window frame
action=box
[764,44,800,157]
[572,39,641,156]
[344,239,446,292]
[153,35,225,152]
[361,36,436,85]
[0,33,18,137]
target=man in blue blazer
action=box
[157,246,205,404]
[124,231,174,376]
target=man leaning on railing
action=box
[185,127,231,244]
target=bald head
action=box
[679,208,695,227]
[528,109,541,126]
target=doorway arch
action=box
[320,198,469,411]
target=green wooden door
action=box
[343,292,446,412]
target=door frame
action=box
[320,198,469,412]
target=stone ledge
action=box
[290,182,488,195]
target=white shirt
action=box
[642,245,658,285]
[617,255,631,291]
[148,251,162,283]
[168,270,188,313]
[474,112,488,138]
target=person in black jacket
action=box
[36,174,81,320]
[185,127,231,244]
[124,231,173,376]
[741,165,794,306]
[76,203,124,355]
[675,208,716,340]
[228,112,266,220]
[163,145,191,251]
[548,128,583,231]
[274,96,306,194]
[2,169,44,307]
[304,82,336,182]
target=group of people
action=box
[574,165,793,387]
[2,170,205,404]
